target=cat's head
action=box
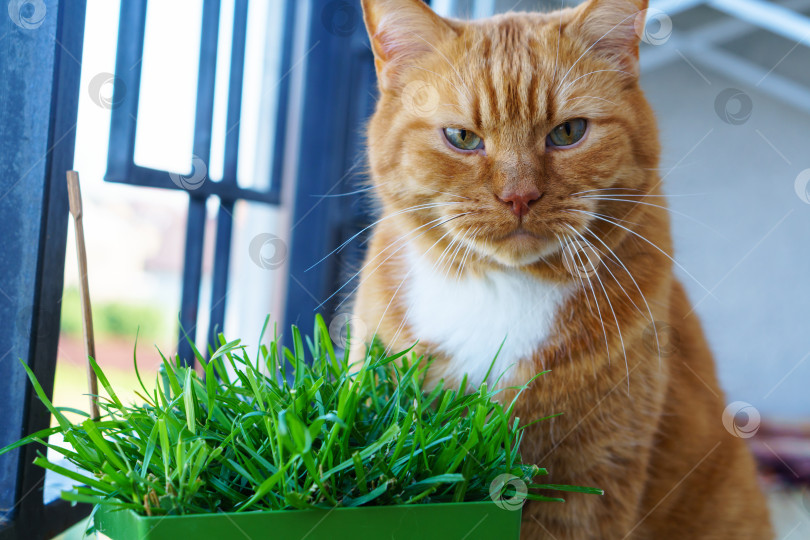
[361,0,659,270]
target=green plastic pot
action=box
[94,502,522,539]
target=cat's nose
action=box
[496,189,542,218]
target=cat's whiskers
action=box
[575,225,663,366]
[569,209,715,298]
[382,229,473,361]
[578,196,722,235]
[374,220,469,358]
[561,238,612,367]
[560,233,604,337]
[571,187,646,196]
[323,211,470,312]
[555,232,594,315]
[453,247,469,282]
[569,208,641,228]
[573,188,705,198]
[568,232,631,394]
[382,230,481,370]
[334,211,477,314]
[440,228,469,280]
[311,188,372,199]
[419,218,480,282]
[555,232,600,379]
[418,187,471,200]
[432,231,463,278]
[311,180,390,199]
[454,227,479,281]
[307,201,463,272]
[327,215,453,312]
[642,165,700,174]
[576,192,677,199]
[565,224,645,319]
[379,219,484,361]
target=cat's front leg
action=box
[518,439,656,540]
[514,348,668,540]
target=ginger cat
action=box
[352,0,773,537]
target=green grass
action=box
[51,356,153,425]
[2,315,601,521]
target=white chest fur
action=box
[403,247,571,388]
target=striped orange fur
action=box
[354,0,772,537]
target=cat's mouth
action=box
[503,228,536,239]
[500,228,547,243]
[489,227,558,266]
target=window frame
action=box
[0,1,91,538]
[1,0,383,537]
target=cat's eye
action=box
[443,127,484,151]
[547,119,588,148]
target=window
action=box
[1,0,378,537]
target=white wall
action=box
[643,59,810,420]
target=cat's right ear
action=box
[573,0,649,77]
[361,0,456,91]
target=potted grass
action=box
[1,315,601,539]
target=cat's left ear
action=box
[573,0,649,77]
[361,0,457,91]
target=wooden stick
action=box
[66,171,100,420]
